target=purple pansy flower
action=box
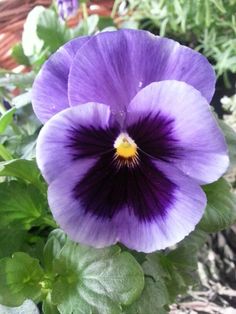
[32,30,229,253]
[56,0,78,20]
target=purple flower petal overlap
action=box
[33,29,229,252]
[32,36,90,123]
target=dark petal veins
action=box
[67,124,119,159]
[73,152,176,222]
[68,111,179,222]
[127,112,182,161]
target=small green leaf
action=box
[218,119,236,169]
[0,144,13,160]
[199,178,236,232]
[0,159,46,192]
[0,229,28,259]
[43,294,60,314]
[11,43,30,66]
[50,239,144,314]
[0,252,44,307]
[0,108,16,134]
[98,16,115,30]
[37,9,70,52]
[124,253,169,314]
[125,229,205,314]
[0,181,47,230]
[43,229,67,272]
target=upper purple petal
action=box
[68,29,215,114]
[32,36,90,123]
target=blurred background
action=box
[0,1,236,313]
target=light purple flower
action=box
[56,0,78,20]
[32,30,229,253]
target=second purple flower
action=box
[56,0,78,20]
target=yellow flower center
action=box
[114,133,138,158]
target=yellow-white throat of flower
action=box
[113,133,139,168]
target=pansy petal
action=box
[32,36,90,123]
[127,80,229,184]
[36,102,113,183]
[68,29,215,114]
[48,158,205,252]
[48,159,119,248]
[116,160,206,252]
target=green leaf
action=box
[125,229,206,314]
[43,229,67,272]
[11,43,30,66]
[0,181,47,230]
[124,253,169,314]
[98,16,115,30]
[0,229,28,259]
[0,252,44,307]
[43,295,60,314]
[0,159,46,192]
[37,9,70,52]
[218,119,236,169]
[0,228,46,261]
[199,178,236,232]
[0,144,13,160]
[0,108,16,134]
[50,239,144,314]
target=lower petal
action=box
[48,159,119,248]
[116,160,206,252]
[48,156,206,252]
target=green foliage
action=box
[0,108,16,134]
[0,229,28,259]
[218,119,236,169]
[0,144,13,160]
[49,236,144,314]
[0,159,46,192]
[124,229,206,313]
[0,230,144,313]
[199,178,236,232]
[0,252,44,306]
[37,9,71,53]
[0,72,35,89]
[11,43,30,66]
[121,0,236,78]
[0,181,48,230]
